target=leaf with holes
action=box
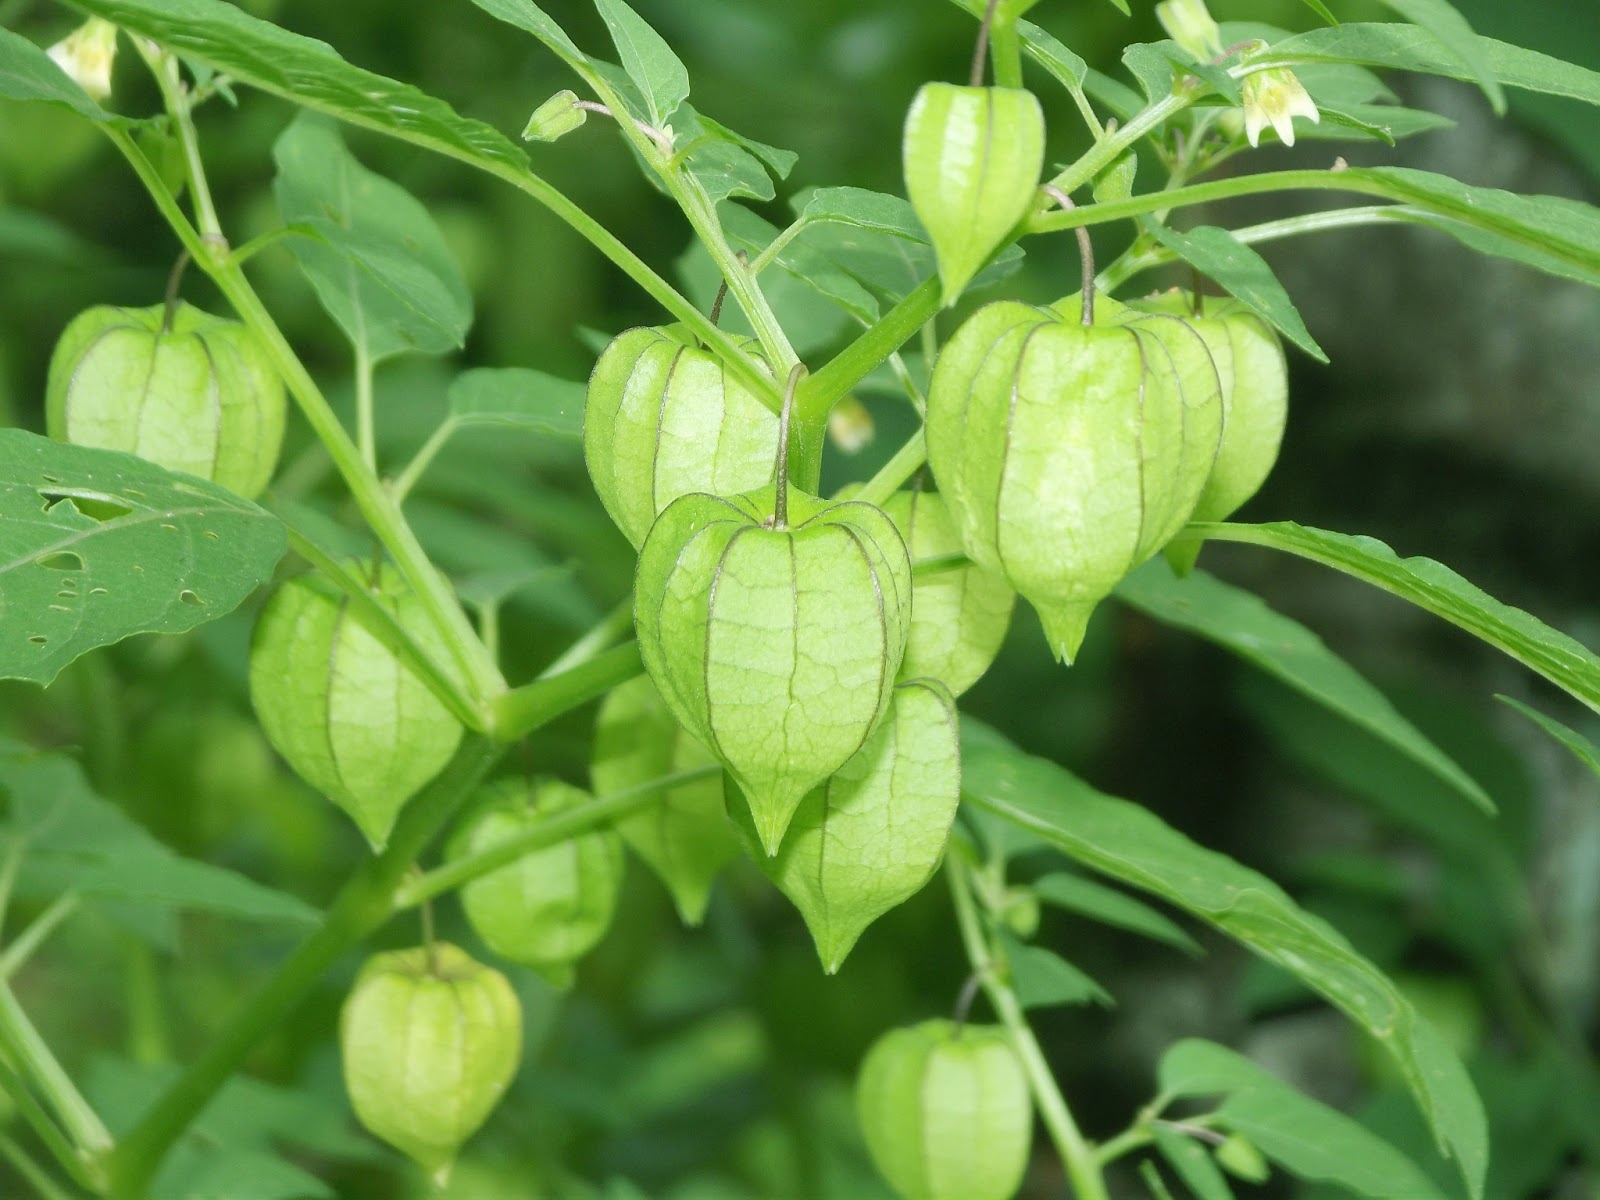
[0,431,286,686]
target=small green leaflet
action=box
[471,0,587,67]
[1188,521,1600,716]
[1143,225,1326,362]
[1159,1040,1454,1200]
[449,367,584,441]
[2,740,319,927]
[594,0,689,129]
[996,930,1114,1010]
[272,114,472,362]
[1115,561,1492,813]
[960,724,1488,1198]
[1031,871,1202,955]
[1264,24,1600,110]
[0,23,111,120]
[0,433,287,686]
[1497,696,1600,783]
[1152,1126,1236,1200]
[1296,0,1339,23]
[1018,21,1088,90]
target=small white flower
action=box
[1240,67,1321,148]
[1156,0,1223,62]
[47,18,118,102]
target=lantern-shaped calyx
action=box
[904,83,1045,305]
[47,302,286,499]
[248,566,463,849]
[856,1019,1033,1200]
[585,324,779,548]
[635,481,912,856]
[926,290,1225,663]
[448,778,624,988]
[736,678,961,972]
[341,943,521,1183]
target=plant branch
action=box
[0,896,79,982]
[803,279,941,428]
[394,765,720,909]
[0,1132,80,1200]
[946,858,1108,1200]
[852,431,927,508]
[134,41,223,243]
[490,642,644,744]
[0,984,112,1171]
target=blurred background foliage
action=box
[1,0,1599,1197]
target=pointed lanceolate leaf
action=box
[635,487,912,854]
[903,84,1045,304]
[737,679,961,972]
[592,675,738,925]
[447,779,624,988]
[0,430,287,685]
[593,0,690,128]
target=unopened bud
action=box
[47,18,117,101]
[1156,0,1223,62]
[523,89,587,142]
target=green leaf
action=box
[448,367,584,441]
[961,726,1488,1198]
[1,741,320,926]
[0,24,110,120]
[1159,1040,1454,1200]
[1153,1126,1236,1200]
[1115,561,1492,813]
[1190,521,1600,717]
[272,114,471,362]
[1310,103,1455,144]
[0,431,286,686]
[997,931,1114,1010]
[1368,0,1504,113]
[470,0,588,68]
[594,0,689,128]
[1142,225,1326,362]
[1018,20,1089,90]
[1267,23,1600,109]
[64,0,530,172]
[1496,696,1600,783]
[1030,871,1202,955]
[1296,0,1338,23]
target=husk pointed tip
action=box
[1163,539,1203,577]
[1033,600,1097,666]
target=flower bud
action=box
[903,84,1045,305]
[735,679,960,972]
[47,18,118,101]
[1156,0,1223,63]
[47,302,286,499]
[585,325,778,548]
[248,567,463,849]
[341,943,521,1182]
[857,1020,1032,1200]
[592,675,737,926]
[634,485,911,854]
[523,89,587,142]
[1240,66,1321,148]
[449,778,624,988]
[1215,1133,1271,1182]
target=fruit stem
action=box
[970,0,1002,88]
[1043,186,1096,326]
[951,969,986,1031]
[947,859,1110,1200]
[160,249,192,334]
[708,250,747,330]
[771,364,806,529]
[420,889,439,976]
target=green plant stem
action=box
[0,896,79,982]
[0,1133,80,1200]
[1044,91,1195,199]
[388,416,457,503]
[990,18,1025,89]
[1098,204,1422,290]
[354,338,376,472]
[539,600,634,679]
[490,642,644,744]
[101,126,505,711]
[105,736,504,1200]
[853,431,927,507]
[802,279,941,430]
[136,42,223,242]
[0,985,112,1172]
[394,765,720,909]
[1094,1125,1153,1167]
[946,859,1108,1200]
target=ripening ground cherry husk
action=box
[734,678,961,972]
[592,675,738,926]
[47,302,286,498]
[634,484,912,855]
[448,778,624,988]
[341,942,521,1183]
[248,567,462,849]
[881,488,1013,696]
[857,1019,1033,1200]
[926,292,1223,662]
[903,83,1045,305]
[585,324,779,548]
